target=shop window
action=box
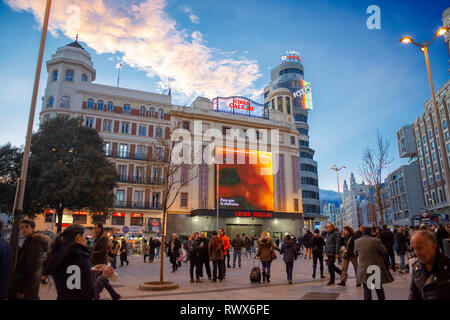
[181,193,188,208]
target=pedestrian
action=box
[187,232,202,283]
[255,231,280,283]
[231,233,243,268]
[338,226,358,287]
[142,239,150,262]
[155,238,161,259]
[149,237,156,262]
[208,231,224,282]
[108,235,120,269]
[0,219,12,300]
[167,233,181,272]
[280,235,298,284]
[355,225,363,239]
[90,223,121,300]
[184,236,191,263]
[8,219,49,300]
[324,223,341,285]
[218,228,231,278]
[242,234,252,258]
[42,224,115,300]
[436,224,449,254]
[354,226,394,300]
[379,224,396,272]
[275,237,280,247]
[119,239,129,266]
[395,226,409,274]
[303,230,313,260]
[311,229,325,279]
[198,232,212,280]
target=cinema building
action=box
[34,39,307,240]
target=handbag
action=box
[271,248,277,260]
[342,237,352,259]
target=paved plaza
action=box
[39,251,411,300]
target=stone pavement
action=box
[39,252,411,300]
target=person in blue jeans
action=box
[155,238,161,259]
[324,223,341,285]
[256,231,280,283]
[231,234,243,268]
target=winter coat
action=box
[379,228,395,251]
[120,241,127,258]
[436,228,449,249]
[303,232,313,248]
[311,235,325,255]
[187,239,201,262]
[395,231,408,255]
[409,250,450,300]
[143,242,150,255]
[167,238,181,258]
[108,239,120,256]
[8,232,49,300]
[231,236,244,251]
[0,238,12,299]
[243,237,251,249]
[342,235,356,258]
[219,234,231,256]
[48,243,96,300]
[91,233,109,265]
[325,230,340,256]
[208,235,223,261]
[280,240,298,263]
[198,236,210,259]
[256,238,280,262]
[354,235,394,285]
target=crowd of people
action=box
[0,216,449,300]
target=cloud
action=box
[184,8,200,24]
[6,0,261,101]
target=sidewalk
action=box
[39,253,411,300]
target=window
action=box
[111,214,125,226]
[102,119,112,132]
[426,157,430,165]
[136,145,146,160]
[81,74,87,82]
[65,70,74,82]
[123,104,131,114]
[300,151,313,159]
[301,177,318,186]
[149,108,155,118]
[140,106,146,117]
[301,164,317,173]
[433,152,437,161]
[297,128,308,135]
[417,139,421,147]
[429,130,433,139]
[107,101,114,112]
[52,70,58,81]
[181,193,188,208]
[47,96,54,108]
[444,120,448,129]
[446,132,450,141]
[152,192,160,208]
[138,125,147,136]
[121,122,130,134]
[431,141,435,150]
[222,127,230,136]
[87,99,95,109]
[271,99,275,110]
[420,160,424,167]
[294,114,307,122]
[158,108,164,119]
[155,127,163,137]
[103,142,112,156]
[85,117,94,128]
[425,146,428,154]
[115,190,125,205]
[130,213,143,226]
[291,136,295,145]
[135,166,144,182]
[286,97,291,114]
[183,121,190,130]
[133,191,144,208]
[299,140,309,147]
[118,165,128,182]
[294,199,299,211]
[97,100,104,111]
[61,96,71,108]
[119,144,129,158]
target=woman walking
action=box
[280,235,298,284]
[338,226,358,286]
[255,231,280,283]
[167,233,182,272]
[119,239,129,266]
[187,232,202,283]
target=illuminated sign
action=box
[113,212,125,217]
[73,211,88,215]
[149,218,161,233]
[282,50,301,63]
[235,211,273,218]
[131,213,143,218]
[212,96,267,118]
[293,80,313,111]
[216,147,274,211]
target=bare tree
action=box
[144,117,198,284]
[359,130,393,225]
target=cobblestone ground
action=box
[39,251,411,300]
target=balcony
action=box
[117,175,164,185]
[104,150,166,162]
[113,201,161,210]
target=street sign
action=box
[122,226,129,233]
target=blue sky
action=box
[0,0,449,192]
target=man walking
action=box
[303,230,313,260]
[218,228,230,278]
[167,233,181,272]
[311,229,325,279]
[208,231,224,282]
[231,234,243,268]
[198,232,212,280]
[324,223,341,285]
[242,234,252,258]
[108,235,120,269]
[379,224,396,272]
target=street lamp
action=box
[331,165,345,230]
[399,27,450,202]
[212,157,219,231]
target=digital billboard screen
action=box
[212,96,266,118]
[216,147,274,211]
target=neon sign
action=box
[282,50,301,63]
[293,80,313,111]
[212,96,267,118]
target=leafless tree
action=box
[359,130,393,225]
[143,117,198,284]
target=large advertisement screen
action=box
[213,96,266,118]
[216,147,274,211]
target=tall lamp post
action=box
[399,27,450,203]
[331,165,345,230]
[212,157,219,231]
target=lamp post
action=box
[331,165,345,230]
[212,157,219,231]
[400,27,450,205]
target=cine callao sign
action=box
[213,96,267,118]
[235,211,273,218]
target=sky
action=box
[0,0,449,192]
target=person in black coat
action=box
[167,233,182,272]
[409,230,450,300]
[280,235,298,284]
[0,219,12,300]
[395,227,409,273]
[436,224,449,254]
[187,232,202,282]
[379,224,396,272]
[198,232,211,279]
[338,226,358,287]
[311,229,325,279]
[43,224,116,300]
[303,230,313,260]
[149,237,156,262]
[119,239,129,266]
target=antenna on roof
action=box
[166,75,174,95]
[75,33,79,42]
